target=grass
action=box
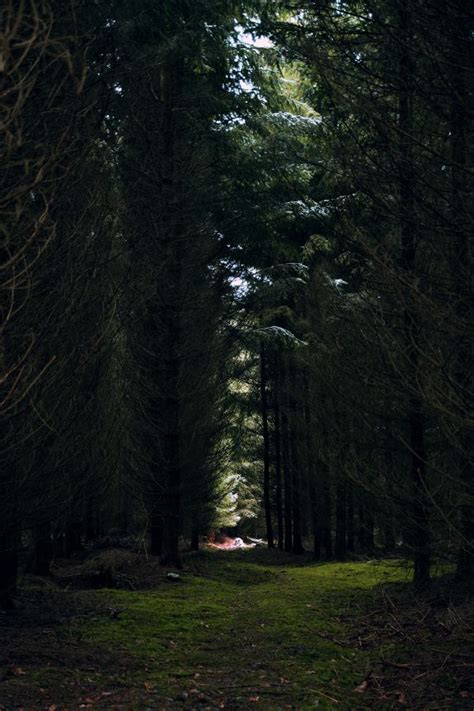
[75,552,396,709]
[0,550,472,710]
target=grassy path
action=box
[0,550,471,709]
[81,553,393,709]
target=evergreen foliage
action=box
[0,0,471,602]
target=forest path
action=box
[0,551,470,710]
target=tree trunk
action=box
[32,522,53,576]
[382,458,396,552]
[290,431,305,555]
[398,0,430,585]
[320,463,332,560]
[260,346,274,548]
[150,511,163,556]
[366,509,375,550]
[0,532,18,609]
[274,399,284,551]
[357,499,373,552]
[159,334,181,566]
[85,495,101,542]
[305,405,320,561]
[64,522,83,557]
[191,526,199,552]
[384,520,396,552]
[347,484,355,554]
[335,477,347,560]
[157,61,182,571]
[160,479,182,568]
[448,2,474,582]
[409,404,430,585]
[282,407,293,553]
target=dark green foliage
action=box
[0,0,471,606]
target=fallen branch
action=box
[312,688,340,704]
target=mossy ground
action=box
[0,550,472,710]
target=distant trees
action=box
[116,0,275,566]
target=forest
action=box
[0,1,473,709]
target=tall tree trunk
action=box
[160,456,182,568]
[157,61,182,570]
[408,404,430,584]
[160,331,181,568]
[85,495,100,542]
[310,476,320,560]
[358,495,374,552]
[384,519,396,552]
[347,483,355,554]
[64,522,83,557]
[191,526,199,552]
[282,407,293,553]
[274,398,284,551]
[288,369,304,555]
[320,463,332,560]
[398,0,430,585]
[334,475,347,560]
[358,504,366,551]
[290,429,305,555]
[305,403,320,560]
[449,2,474,581]
[365,508,375,550]
[0,532,17,610]
[32,522,53,576]
[260,346,274,548]
[150,511,163,556]
[383,452,396,552]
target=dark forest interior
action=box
[0,1,473,709]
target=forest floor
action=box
[0,548,472,710]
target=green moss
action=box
[59,554,408,708]
[11,553,459,709]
